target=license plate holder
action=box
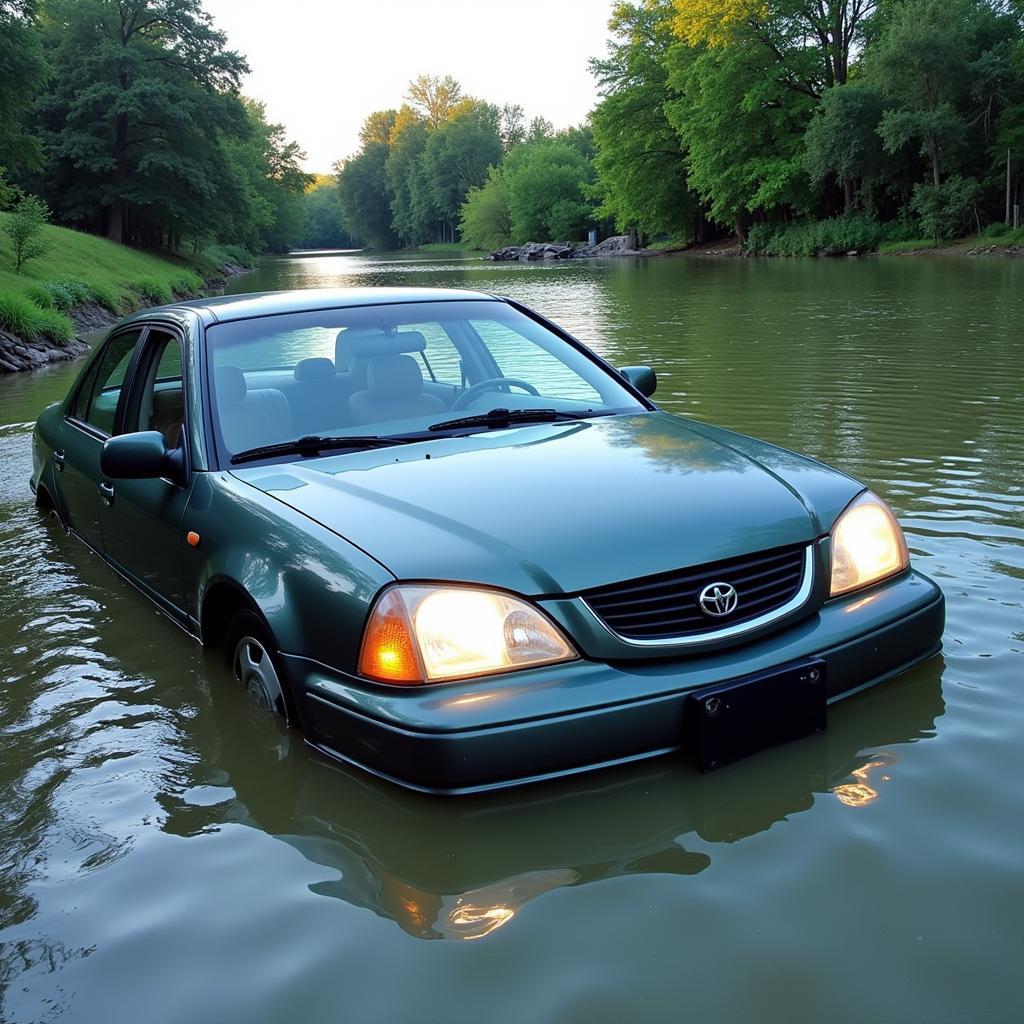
[686,659,827,772]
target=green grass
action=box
[413,242,483,253]
[0,212,228,343]
[877,238,940,254]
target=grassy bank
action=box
[0,214,250,344]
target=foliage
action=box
[744,213,900,255]
[458,167,512,250]
[4,194,50,271]
[0,1,48,168]
[910,176,983,242]
[590,1,699,240]
[405,75,466,128]
[299,176,355,250]
[336,144,397,250]
[504,142,596,242]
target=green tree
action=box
[36,0,248,244]
[300,175,355,249]
[804,84,890,210]
[590,1,699,240]
[418,102,502,242]
[504,141,596,241]
[385,109,430,244]
[4,193,50,271]
[336,143,397,249]
[499,104,526,151]
[0,1,48,168]
[458,166,512,249]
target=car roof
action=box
[135,286,502,326]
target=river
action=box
[1,251,1021,1022]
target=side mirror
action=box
[101,431,183,483]
[619,365,657,398]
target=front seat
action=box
[349,354,446,427]
[214,365,293,452]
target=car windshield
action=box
[205,299,646,462]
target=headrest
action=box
[215,365,247,403]
[366,354,424,399]
[294,357,335,381]
[337,328,427,362]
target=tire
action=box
[224,609,295,725]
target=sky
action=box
[203,0,619,173]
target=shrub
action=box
[133,278,173,305]
[0,292,74,343]
[745,215,892,256]
[3,194,50,272]
[911,176,982,243]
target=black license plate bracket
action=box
[686,659,827,772]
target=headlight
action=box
[358,585,577,684]
[829,491,910,598]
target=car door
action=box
[56,329,144,551]
[99,326,193,617]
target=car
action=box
[30,287,945,794]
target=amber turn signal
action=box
[186,531,201,548]
[358,589,423,684]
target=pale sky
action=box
[203,0,619,173]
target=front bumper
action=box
[292,570,944,795]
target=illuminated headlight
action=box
[358,585,577,684]
[829,491,910,598]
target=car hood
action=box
[231,412,864,595]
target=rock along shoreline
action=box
[0,261,250,375]
[486,235,653,261]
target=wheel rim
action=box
[233,635,286,718]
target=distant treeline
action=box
[2,0,1022,259]
[0,0,318,256]
[312,0,1024,253]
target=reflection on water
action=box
[1,251,1022,1022]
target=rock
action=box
[572,234,653,258]
[487,242,577,261]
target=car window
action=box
[206,300,644,459]
[399,322,463,387]
[74,330,142,435]
[470,319,602,404]
[130,330,185,448]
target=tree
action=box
[526,116,555,143]
[499,104,526,151]
[336,144,397,249]
[804,84,890,210]
[36,0,249,244]
[0,1,48,169]
[385,109,430,244]
[4,193,50,271]
[591,1,699,239]
[458,166,512,249]
[911,175,982,241]
[418,102,502,242]
[360,109,398,147]
[300,175,355,249]
[405,74,464,128]
[504,142,596,241]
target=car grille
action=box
[582,543,811,642]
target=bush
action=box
[911,176,981,243]
[745,215,894,256]
[3,194,50,272]
[0,292,74,343]
[133,278,173,305]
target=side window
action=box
[398,323,463,387]
[74,330,142,435]
[130,331,185,448]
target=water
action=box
[1,251,1022,1022]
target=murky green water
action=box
[2,251,1022,1023]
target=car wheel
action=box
[225,610,293,724]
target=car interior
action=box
[207,306,631,458]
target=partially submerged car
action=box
[30,287,944,793]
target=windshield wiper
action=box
[428,408,604,433]
[230,434,417,465]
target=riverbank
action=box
[0,213,251,373]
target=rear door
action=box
[99,326,193,617]
[56,329,144,550]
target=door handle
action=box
[53,450,65,472]
[98,481,115,506]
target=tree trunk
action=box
[107,108,129,242]
[927,136,941,187]
[1007,148,1012,226]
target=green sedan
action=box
[30,288,945,793]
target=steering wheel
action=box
[450,377,540,412]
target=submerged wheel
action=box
[225,610,292,723]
